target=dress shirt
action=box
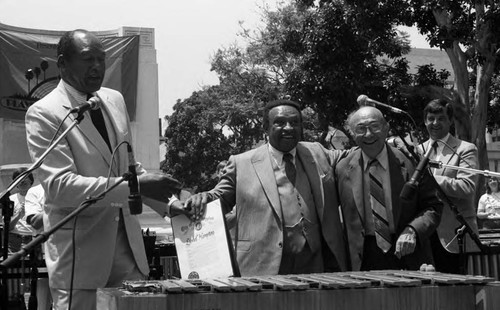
[268,144,297,171]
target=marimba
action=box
[467,229,500,280]
[97,270,500,310]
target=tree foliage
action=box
[162,0,472,192]
[406,0,500,171]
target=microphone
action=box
[127,143,143,215]
[400,143,435,201]
[357,95,405,114]
[70,97,100,114]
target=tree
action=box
[408,0,500,172]
[162,88,234,192]
[162,44,285,191]
[280,0,412,133]
[25,69,34,93]
[162,0,455,190]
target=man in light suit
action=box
[419,99,479,274]
[25,29,185,310]
[185,99,348,276]
[336,107,443,271]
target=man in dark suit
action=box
[185,99,348,276]
[419,99,479,274]
[336,106,443,271]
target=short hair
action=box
[485,177,500,194]
[57,29,91,61]
[345,106,388,136]
[423,99,453,121]
[12,167,34,184]
[262,99,302,130]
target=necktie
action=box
[368,159,392,252]
[283,153,296,185]
[431,141,438,174]
[88,95,111,151]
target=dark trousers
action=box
[360,236,403,271]
[430,233,462,274]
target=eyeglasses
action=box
[353,123,384,135]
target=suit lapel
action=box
[387,147,405,226]
[438,135,458,176]
[97,91,127,176]
[348,152,365,222]
[296,143,326,222]
[61,86,116,175]
[252,145,282,223]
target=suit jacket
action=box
[207,142,347,276]
[25,81,149,289]
[420,136,479,253]
[336,145,443,271]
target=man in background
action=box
[419,99,479,274]
[4,168,38,254]
[23,176,52,310]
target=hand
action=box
[184,192,209,222]
[14,202,26,218]
[138,172,182,203]
[169,199,190,217]
[27,213,44,230]
[394,226,417,259]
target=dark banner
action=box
[0,30,139,121]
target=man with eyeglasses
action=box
[335,106,443,271]
[418,99,479,274]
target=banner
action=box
[0,29,139,121]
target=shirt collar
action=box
[362,144,388,171]
[268,144,297,166]
[430,133,450,152]
[61,79,96,103]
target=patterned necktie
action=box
[88,95,111,151]
[369,159,392,252]
[283,153,296,185]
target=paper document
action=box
[171,199,234,279]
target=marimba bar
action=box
[97,270,500,310]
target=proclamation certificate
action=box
[171,199,234,279]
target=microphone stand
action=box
[0,172,133,310]
[429,161,500,179]
[1,173,132,269]
[0,111,85,310]
[393,133,485,274]
[387,107,484,274]
[426,160,487,274]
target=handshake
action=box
[137,172,198,219]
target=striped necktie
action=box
[369,159,392,252]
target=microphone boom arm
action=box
[429,161,500,178]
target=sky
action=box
[0,0,431,118]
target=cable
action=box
[67,141,124,310]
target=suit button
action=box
[114,216,120,222]
[278,242,283,248]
